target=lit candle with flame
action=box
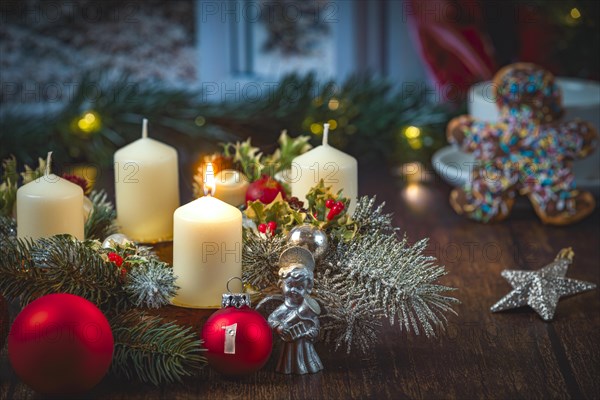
[213,169,249,207]
[172,163,243,308]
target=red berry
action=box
[325,199,335,209]
[267,221,277,235]
[120,267,127,281]
[258,223,267,233]
[334,201,345,211]
[107,252,123,267]
[327,209,337,221]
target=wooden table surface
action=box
[2,166,599,399]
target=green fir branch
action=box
[0,234,129,310]
[110,311,206,385]
[1,72,458,168]
[0,231,177,312]
[85,190,118,240]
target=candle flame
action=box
[204,162,216,196]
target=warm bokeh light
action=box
[310,123,323,134]
[402,162,423,183]
[327,119,338,130]
[570,7,581,19]
[195,116,206,126]
[76,111,102,135]
[401,182,433,213]
[408,138,423,149]
[404,126,421,139]
[328,98,340,110]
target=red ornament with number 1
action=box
[201,293,272,376]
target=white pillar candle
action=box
[172,163,242,308]
[114,119,179,243]
[17,152,84,240]
[213,169,249,207]
[291,123,358,214]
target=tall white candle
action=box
[17,152,84,240]
[114,119,179,243]
[291,124,358,213]
[172,163,242,308]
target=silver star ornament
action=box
[491,248,596,321]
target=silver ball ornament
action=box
[286,224,328,260]
[102,233,133,248]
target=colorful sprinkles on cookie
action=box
[494,63,564,123]
[447,63,597,225]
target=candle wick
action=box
[45,151,52,176]
[142,118,148,139]
[323,123,329,146]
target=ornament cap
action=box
[221,293,251,308]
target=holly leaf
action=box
[245,193,305,234]
[21,157,46,184]
[264,130,312,174]
[305,180,356,240]
[221,138,263,181]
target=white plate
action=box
[468,78,600,123]
[432,146,600,195]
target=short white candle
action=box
[213,169,249,207]
[172,163,243,308]
[17,152,84,240]
[291,123,358,213]
[114,119,179,243]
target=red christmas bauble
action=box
[246,175,286,204]
[202,300,272,376]
[8,293,114,395]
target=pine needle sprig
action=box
[333,233,458,337]
[316,271,384,354]
[0,232,178,312]
[0,234,128,310]
[0,236,41,304]
[242,230,287,290]
[85,190,118,240]
[0,215,16,239]
[350,196,396,236]
[110,311,206,385]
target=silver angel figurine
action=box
[267,247,323,374]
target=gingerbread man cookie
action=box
[447,63,597,225]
